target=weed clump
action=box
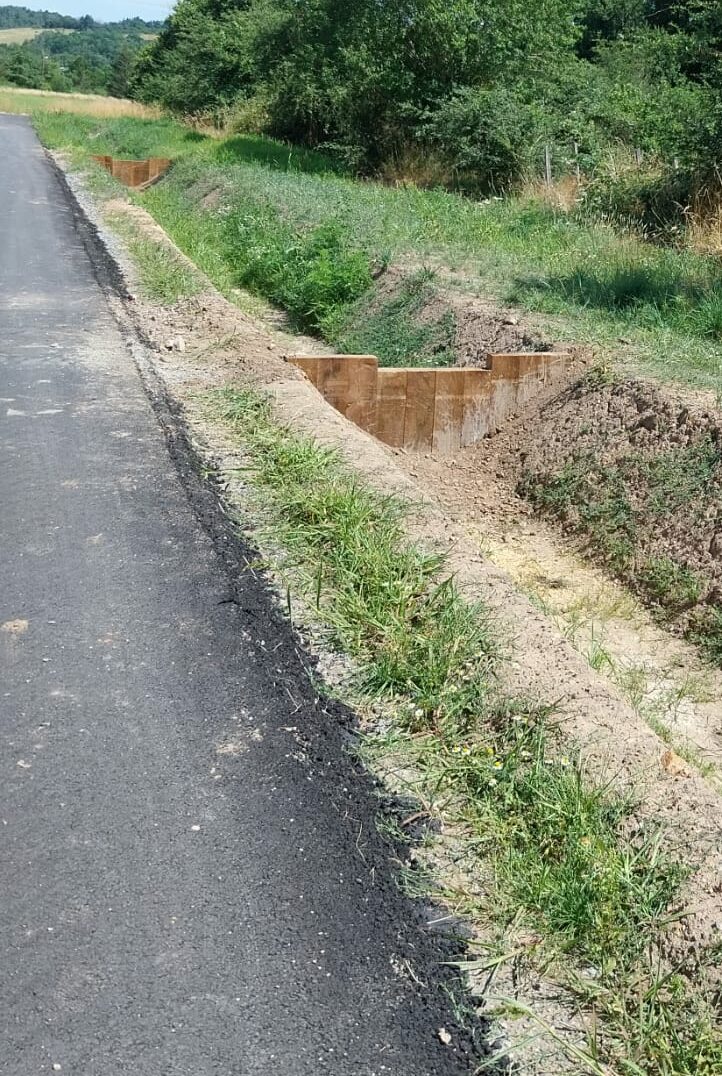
[218,388,494,729]
[333,270,458,367]
[521,437,722,648]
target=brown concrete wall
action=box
[91,155,172,189]
[289,352,569,455]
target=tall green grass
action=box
[222,205,375,335]
[34,111,204,159]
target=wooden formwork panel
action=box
[291,355,320,383]
[148,157,172,183]
[432,370,466,454]
[290,354,378,432]
[488,352,569,428]
[490,352,568,382]
[91,155,172,189]
[375,369,407,447]
[403,369,436,450]
[461,369,494,446]
[113,159,146,186]
[290,351,570,455]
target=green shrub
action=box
[333,270,457,367]
[421,86,541,192]
[223,204,374,334]
[579,165,693,236]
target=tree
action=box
[107,43,134,98]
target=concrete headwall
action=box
[290,352,569,454]
[92,155,172,190]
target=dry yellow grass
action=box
[519,174,582,211]
[0,85,161,119]
[686,202,722,256]
[0,27,75,43]
[379,143,455,189]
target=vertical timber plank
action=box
[376,369,407,447]
[461,370,493,446]
[344,355,378,432]
[289,356,321,387]
[432,370,464,454]
[403,370,436,450]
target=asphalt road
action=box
[0,114,481,1074]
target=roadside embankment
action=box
[53,152,722,1075]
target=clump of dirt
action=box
[340,264,550,368]
[437,288,549,365]
[506,369,722,654]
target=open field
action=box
[0,26,74,43]
[0,85,160,119]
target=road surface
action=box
[0,114,479,1074]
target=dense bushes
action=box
[127,1,722,207]
[421,86,541,191]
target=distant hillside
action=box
[0,6,162,31]
[0,5,88,28]
[0,7,162,96]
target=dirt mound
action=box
[346,264,551,368]
[441,288,549,365]
[510,369,722,653]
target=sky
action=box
[22,0,173,21]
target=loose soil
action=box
[62,159,722,1073]
[399,447,722,779]
[359,263,550,364]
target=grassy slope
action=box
[27,109,722,392]
[214,389,720,1076]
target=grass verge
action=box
[105,210,203,303]
[212,387,720,1075]
[24,108,722,390]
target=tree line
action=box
[0,5,161,31]
[130,0,721,206]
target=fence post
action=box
[573,141,580,181]
[635,147,644,167]
[544,144,552,186]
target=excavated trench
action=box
[92,154,171,189]
[62,175,722,1070]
